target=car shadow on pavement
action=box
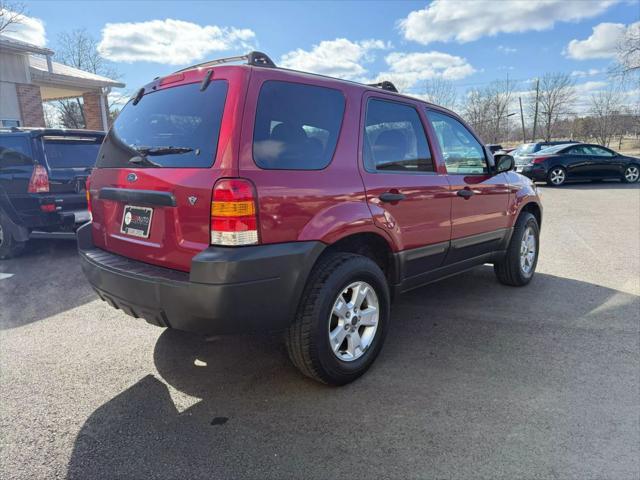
[66,267,640,479]
[0,238,95,329]
[538,180,640,190]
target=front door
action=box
[359,95,452,278]
[425,109,511,264]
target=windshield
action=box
[43,136,102,168]
[97,80,228,168]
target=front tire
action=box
[0,214,26,260]
[622,165,639,183]
[286,252,390,385]
[546,167,566,186]
[494,212,539,286]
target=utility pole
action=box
[519,96,526,143]
[532,78,540,142]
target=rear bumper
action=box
[517,165,547,181]
[77,223,325,335]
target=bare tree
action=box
[423,78,457,110]
[52,29,121,128]
[589,85,624,147]
[538,72,576,141]
[485,78,513,143]
[615,23,640,75]
[462,88,492,141]
[0,1,25,35]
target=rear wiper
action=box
[133,146,195,156]
[128,156,162,168]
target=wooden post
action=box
[532,78,540,142]
[519,96,526,143]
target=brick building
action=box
[0,35,124,131]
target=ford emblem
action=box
[127,173,137,182]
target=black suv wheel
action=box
[286,252,390,385]
[494,212,539,286]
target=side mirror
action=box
[494,154,514,173]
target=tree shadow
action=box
[0,238,95,329]
[66,268,640,479]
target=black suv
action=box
[0,128,104,258]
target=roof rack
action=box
[176,51,276,73]
[367,81,398,93]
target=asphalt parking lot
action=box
[1,181,639,479]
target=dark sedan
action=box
[517,143,640,186]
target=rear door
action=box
[425,109,511,264]
[90,67,247,272]
[0,135,38,216]
[562,145,595,178]
[359,94,451,274]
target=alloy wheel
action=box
[624,166,639,183]
[328,281,379,362]
[520,226,537,275]
[549,168,565,185]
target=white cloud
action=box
[97,19,255,65]
[376,51,476,91]
[279,38,389,81]
[566,22,639,60]
[399,0,619,45]
[0,9,46,46]
[498,45,517,54]
[570,68,605,77]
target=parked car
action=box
[0,128,104,258]
[486,144,504,154]
[512,141,575,167]
[517,143,640,186]
[78,51,542,385]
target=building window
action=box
[1,119,21,128]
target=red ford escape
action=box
[78,51,542,385]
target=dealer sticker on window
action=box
[121,205,153,238]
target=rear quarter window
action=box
[0,136,34,167]
[253,81,345,170]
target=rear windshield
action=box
[537,144,573,154]
[253,81,345,170]
[97,80,228,168]
[514,143,537,155]
[43,136,102,168]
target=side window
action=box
[253,81,345,170]
[569,146,590,155]
[0,136,34,167]
[587,146,614,157]
[363,99,433,173]
[426,110,487,175]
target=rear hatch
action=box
[40,132,103,213]
[89,71,240,272]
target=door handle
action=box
[379,192,406,203]
[457,189,474,199]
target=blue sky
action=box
[6,0,640,108]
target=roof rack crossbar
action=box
[367,81,398,93]
[175,51,276,73]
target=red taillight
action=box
[40,203,55,213]
[28,164,49,193]
[210,178,259,246]
[532,156,549,164]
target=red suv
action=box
[78,52,542,385]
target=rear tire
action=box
[622,165,639,183]
[0,214,26,260]
[494,212,539,286]
[546,167,566,186]
[286,252,390,385]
